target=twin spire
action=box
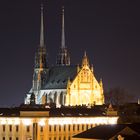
[39,4,66,49]
[39,4,70,66]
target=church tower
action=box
[56,7,70,66]
[25,4,48,104]
[32,4,48,103]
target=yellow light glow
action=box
[7,119,13,124]
[0,118,7,124]
[0,118,21,125]
[14,119,20,125]
[48,117,118,125]
[22,119,32,126]
[38,119,45,126]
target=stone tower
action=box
[25,5,48,104]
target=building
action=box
[0,106,118,140]
[0,4,119,140]
[72,123,140,140]
[24,5,104,107]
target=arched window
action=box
[49,92,53,103]
[46,94,48,103]
[54,92,57,103]
[60,92,63,105]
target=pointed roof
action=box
[40,4,45,47]
[61,6,65,48]
[56,7,70,66]
[82,51,89,67]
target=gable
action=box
[70,65,100,90]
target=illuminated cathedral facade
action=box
[24,6,104,107]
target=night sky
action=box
[0,0,140,106]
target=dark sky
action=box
[0,0,140,106]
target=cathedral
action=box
[24,6,104,107]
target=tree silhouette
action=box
[104,87,133,105]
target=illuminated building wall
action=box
[0,112,118,140]
[66,52,104,106]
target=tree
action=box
[104,87,133,106]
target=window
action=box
[3,125,5,132]
[40,126,43,132]
[16,138,18,140]
[68,125,70,131]
[54,125,56,131]
[73,124,75,131]
[3,137,5,140]
[26,126,30,132]
[86,124,88,130]
[64,125,66,131]
[9,137,12,140]
[9,125,12,132]
[49,125,51,132]
[16,125,19,132]
[91,124,92,128]
[59,125,61,131]
[82,124,84,130]
[77,124,79,131]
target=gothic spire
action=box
[56,6,70,66]
[40,4,45,47]
[61,6,65,48]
